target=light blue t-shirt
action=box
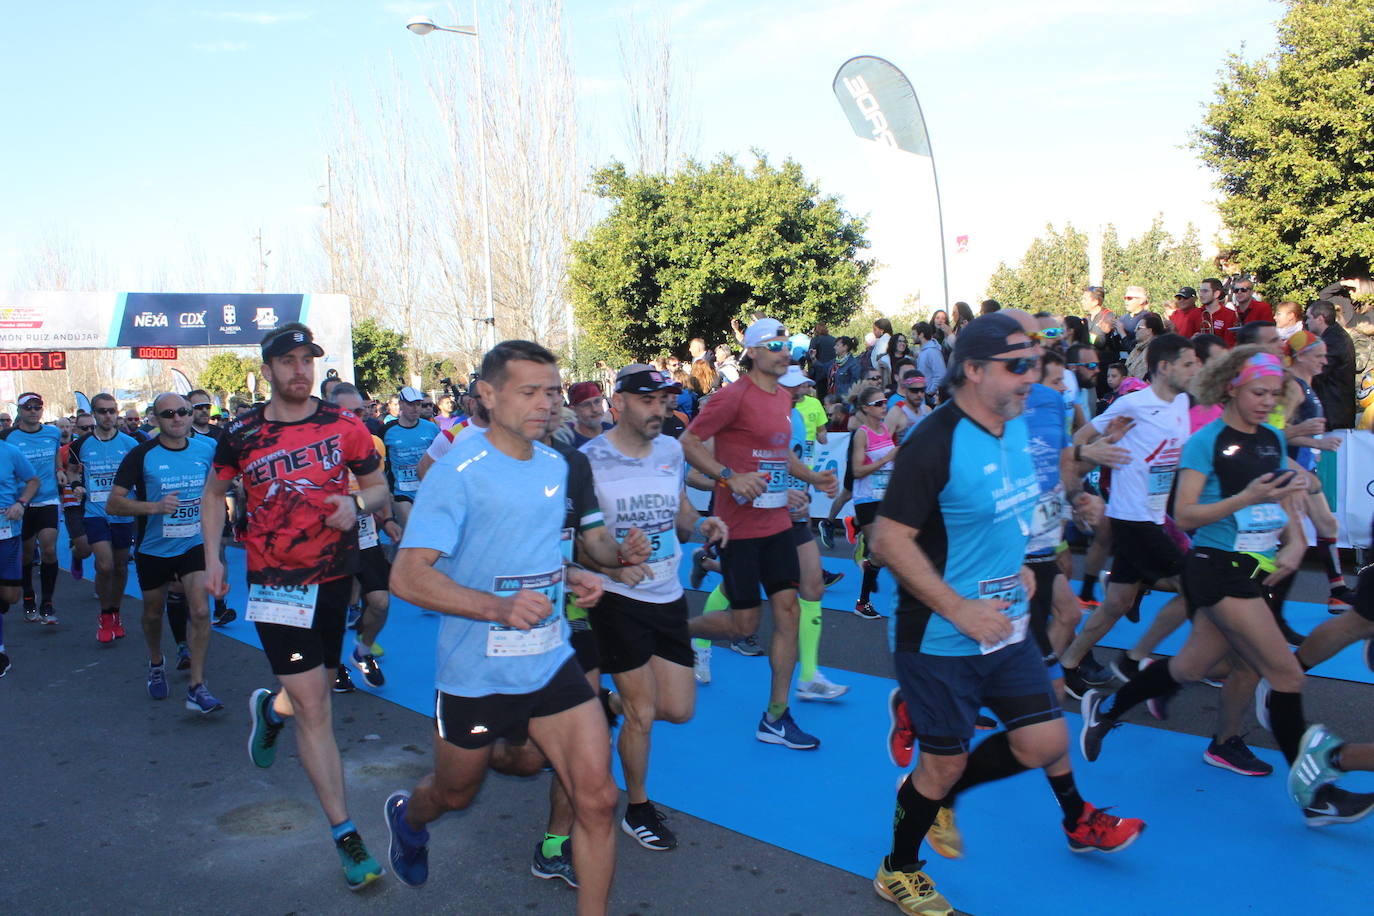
[0,424,61,506]
[1022,384,1069,558]
[1181,419,1288,557]
[401,434,573,697]
[0,441,37,540]
[113,435,216,557]
[71,431,140,522]
[381,418,440,498]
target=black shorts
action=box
[894,637,1061,756]
[855,501,880,528]
[435,656,594,750]
[1025,555,1061,658]
[253,577,353,676]
[1356,563,1374,624]
[355,544,390,595]
[21,504,58,540]
[719,528,800,609]
[392,493,414,504]
[1181,547,1266,612]
[790,520,814,548]
[590,591,693,675]
[569,619,600,673]
[134,545,206,592]
[1108,518,1184,586]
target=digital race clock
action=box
[0,350,67,371]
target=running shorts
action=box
[589,592,693,675]
[1181,547,1266,613]
[1108,518,1184,586]
[1357,563,1374,624]
[718,528,800,610]
[355,544,390,595]
[254,577,353,676]
[434,656,593,750]
[790,519,814,548]
[0,535,21,584]
[83,517,134,550]
[21,504,58,540]
[134,545,206,592]
[855,501,879,528]
[1025,554,1061,659]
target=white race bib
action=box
[869,465,893,500]
[89,472,115,504]
[976,573,1028,655]
[162,497,201,539]
[246,583,319,629]
[395,468,419,493]
[358,513,379,550]
[1233,502,1285,554]
[1147,463,1176,515]
[486,566,565,657]
[751,460,789,509]
[1026,486,1066,554]
[0,516,14,540]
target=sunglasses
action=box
[986,356,1041,375]
[93,407,118,415]
[158,408,192,419]
[1069,361,1099,369]
[191,402,211,410]
[421,403,434,409]
[20,402,43,410]
[76,425,95,432]
[760,339,788,352]
[864,398,887,407]
[1233,286,1253,293]
[1031,327,1064,340]
[865,376,882,382]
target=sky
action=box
[0,0,1285,318]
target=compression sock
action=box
[22,560,34,603]
[541,833,569,858]
[1078,574,1098,602]
[1102,658,1180,721]
[695,586,732,650]
[214,594,229,613]
[1047,771,1086,828]
[889,776,942,871]
[942,731,1028,806]
[1267,690,1306,764]
[766,702,788,721]
[1317,537,1345,590]
[330,819,358,842]
[166,592,188,645]
[798,598,822,682]
[859,562,880,603]
[39,561,57,605]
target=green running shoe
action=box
[335,830,384,890]
[1289,724,1344,809]
[247,688,286,769]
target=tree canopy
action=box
[569,153,873,364]
[352,317,407,398]
[199,353,262,401]
[1194,0,1374,299]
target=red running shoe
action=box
[96,612,116,644]
[845,515,859,545]
[1064,802,1146,853]
[887,688,915,768]
[112,611,126,638]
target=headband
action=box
[1230,352,1284,389]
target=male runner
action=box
[60,414,94,581]
[0,392,65,624]
[187,387,238,626]
[416,394,490,479]
[680,317,837,750]
[380,386,438,528]
[0,438,40,676]
[69,393,140,641]
[384,340,618,913]
[108,393,222,713]
[203,323,390,890]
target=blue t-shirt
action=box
[381,419,439,498]
[1181,419,1287,557]
[880,402,1039,656]
[113,435,217,557]
[0,441,38,540]
[401,434,573,697]
[70,431,140,522]
[0,424,61,506]
[1022,384,1069,557]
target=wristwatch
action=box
[353,493,368,513]
[17,498,28,508]
[716,466,734,483]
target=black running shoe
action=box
[1303,784,1374,827]
[821,569,845,588]
[621,803,677,850]
[1203,735,1273,777]
[351,649,385,688]
[1078,689,1118,763]
[212,606,237,627]
[334,667,356,693]
[1111,654,1140,683]
[1062,665,1090,701]
[1078,653,1113,686]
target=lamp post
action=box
[407,11,496,352]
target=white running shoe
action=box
[796,670,850,701]
[693,645,712,685]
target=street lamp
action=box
[406,10,496,353]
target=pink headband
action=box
[1230,352,1284,388]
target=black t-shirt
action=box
[549,438,602,533]
[811,334,837,363]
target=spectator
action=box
[1198,278,1240,345]
[944,301,975,355]
[1125,312,1165,380]
[688,337,711,365]
[1231,276,1273,324]
[979,298,1001,314]
[1082,285,1118,394]
[830,335,862,399]
[1118,285,1154,351]
[1307,299,1356,428]
[1275,301,1305,341]
[1169,286,1204,338]
[673,368,698,417]
[1192,333,1228,366]
[690,358,719,399]
[808,322,837,398]
[913,321,946,392]
[870,318,894,387]
[713,344,740,384]
[888,333,914,375]
[929,310,950,344]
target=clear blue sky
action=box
[0,0,1283,312]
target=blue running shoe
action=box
[531,839,578,887]
[385,791,430,888]
[730,635,764,657]
[755,709,820,750]
[147,662,168,700]
[247,688,285,769]
[175,642,191,671]
[185,682,225,714]
[1289,724,1345,810]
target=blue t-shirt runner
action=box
[70,430,140,524]
[1181,418,1288,558]
[380,418,439,500]
[0,423,62,507]
[1021,383,1070,559]
[0,441,38,542]
[113,435,217,557]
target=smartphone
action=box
[1271,469,1297,487]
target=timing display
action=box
[130,346,179,360]
[0,350,67,371]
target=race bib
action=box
[617,518,677,582]
[1026,486,1066,554]
[977,573,1028,655]
[1147,463,1176,515]
[1233,502,1286,554]
[358,513,378,550]
[246,583,319,629]
[869,465,893,500]
[89,472,115,504]
[751,460,790,509]
[162,497,201,539]
[0,516,13,540]
[395,465,419,493]
[487,561,566,657]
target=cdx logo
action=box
[179,311,207,328]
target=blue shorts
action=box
[894,636,1061,756]
[0,536,21,584]
[83,517,135,550]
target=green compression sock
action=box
[694,585,732,649]
[767,702,788,721]
[798,598,821,682]
[541,833,568,858]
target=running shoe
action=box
[622,803,677,850]
[111,611,125,638]
[352,648,385,688]
[1078,652,1112,686]
[887,688,915,768]
[0,650,11,678]
[1328,585,1354,614]
[175,642,191,671]
[334,667,357,693]
[1289,724,1345,809]
[796,671,850,702]
[185,682,225,715]
[1254,678,1272,731]
[531,839,578,887]
[69,556,83,580]
[693,644,712,685]
[730,635,764,657]
[1064,802,1146,853]
[1077,596,1100,611]
[1302,784,1374,828]
[1061,665,1090,701]
[384,791,428,887]
[854,599,881,619]
[23,597,37,621]
[844,515,859,545]
[1078,689,1117,763]
[1203,735,1272,776]
[247,688,285,768]
[853,533,867,565]
[345,603,363,629]
[817,519,835,550]
[1110,654,1141,683]
[821,569,845,588]
[212,606,237,627]
[689,547,708,590]
[39,606,58,626]
[335,830,384,891]
[755,709,820,750]
[147,662,168,700]
[873,859,953,916]
[927,806,963,859]
[96,611,115,644]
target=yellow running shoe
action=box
[926,806,963,859]
[873,859,953,915]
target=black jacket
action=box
[1314,323,1356,429]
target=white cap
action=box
[779,366,811,388]
[399,386,424,402]
[743,318,787,348]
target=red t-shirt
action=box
[1200,305,1240,346]
[213,400,381,586]
[1169,306,1203,338]
[1237,299,1274,325]
[687,375,793,540]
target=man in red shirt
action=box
[1168,286,1203,338]
[1198,278,1240,346]
[1231,276,1274,325]
[680,318,837,750]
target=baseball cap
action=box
[567,380,604,405]
[615,364,682,394]
[399,386,424,403]
[1175,286,1197,300]
[743,318,788,348]
[778,366,811,388]
[261,324,325,360]
[950,313,1032,368]
[16,392,41,406]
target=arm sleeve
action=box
[686,379,741,442]
[877,413,953,530]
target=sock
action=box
[166,592,188,645]
[1047,771,1086,828]
[1103,658,1180,720]
[39,561,57,605]
[330,818,357,842]
[214,594,228,612]
[692,636,710,650]
[625,800,652,814]
[22,561,33,602]
[1078,574,1097,601]
[703,585,730,613]
[766,702,787,721]
[1267,690,1306,764]
[1317,537,1344,589]
[798,598,821,682]
[942,731,1028,805]
[264,693,285,726]
[859,563,880,603]
[889,776,942,871]
[541,833,569,858]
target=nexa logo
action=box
[179,311,207,328]
[843,76,899,149]
[134,312,169,328]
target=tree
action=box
[569,153,873,364]
[352,318,407,398]
[199,353,262,401]
[1194,0,1374,300]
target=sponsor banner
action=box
[115,293,303,347]
[832,56,930,156]
[1338,429,1371,548]
[0,292,115,348]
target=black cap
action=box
[1175,286,1197,299]
[950,313,1031,368]
[615,363,682,394]
[261,324,325,361]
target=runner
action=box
[379,387,439,528]
[0,393,65,624]
[679,317,837,750]
[870,314,1144,916]
[107,393,223,713]
[186,387,238,626]
[416,393,490,480]
[202,323,390,890]
[61,413,95,581]
[0,437,40,677]
[69,393,140,641]
[383,340,618,912]
[884,369,930,442]
[850,384,897,620]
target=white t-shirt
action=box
[1090,387,1190,524]
[1061,370,1080,410]
[871,334,892,370]
[425,419,486,463]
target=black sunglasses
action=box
[986,356,1041,375]
[1233,286,1253,293]
[1069,361,1099,370]
[20,402,43,410]
[158,408,192,419]
[93,407,118,415]
[76,425,95,432]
